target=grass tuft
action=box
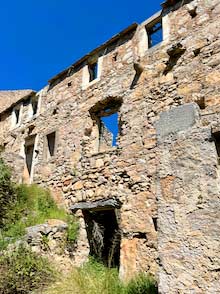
[45,258,158,294]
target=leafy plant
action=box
[0,244,55,294]
[41,234,50,251]
[67,216,79,243]
[0,159,17,228]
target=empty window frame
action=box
[89,98,122,153]
[88,61,98,82]
[31,96,39,116]
[213,131,220,165]
[24,136,36,178]
[15,108,20,124]
[82,56,103,89]
[100,112,119,149]
[97,104,121,152]
[45,131,56,160]
[12,104,22,127]
[146,17,163,48]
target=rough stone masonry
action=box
[0,0,220,292]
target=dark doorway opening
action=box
[25,145,34,175]
[83,209,121,268]
[25,136,36,176]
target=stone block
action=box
[156,104,197,139]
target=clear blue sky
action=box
[0,0,162,91]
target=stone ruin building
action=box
[0,0,220,292]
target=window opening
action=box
[152,217,158,232]
[89,62,98,82]
[31,97,38,116]
[113,52,118,62]
[89,98,122,153]
[25,136,36,177]
[15,108,20,124]
[46,132,56,160]
[213,131,220,165]
[188,6,197,18]
[100,112,118,147]
[83,209,121,268]
[23,97,31,106]
[147,19,163,48]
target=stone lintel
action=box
[70,198,122,212]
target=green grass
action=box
[45,258,158,294]
[0,184,78,249]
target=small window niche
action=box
[89,98,122,153]
[146,17,163,49]
[44,131,57,161]
[31,96,39,116]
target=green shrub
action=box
[126,273,158,294]
[0,183,78,251]
[67,216,79,243]
[0,158,17,228]
[1,184,70,239]
[0,244,55,294]
[14,184,68,225]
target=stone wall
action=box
[0,0,220,292]
[8,219,75,273]
[156,104,220,293]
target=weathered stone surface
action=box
[0,90,35,113]
[119,238,138,282]
[157,123,220,293]
[156,104,198,139]
[25,220,68,248]
[0,0,220,292]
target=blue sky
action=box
[0,0,162,91]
